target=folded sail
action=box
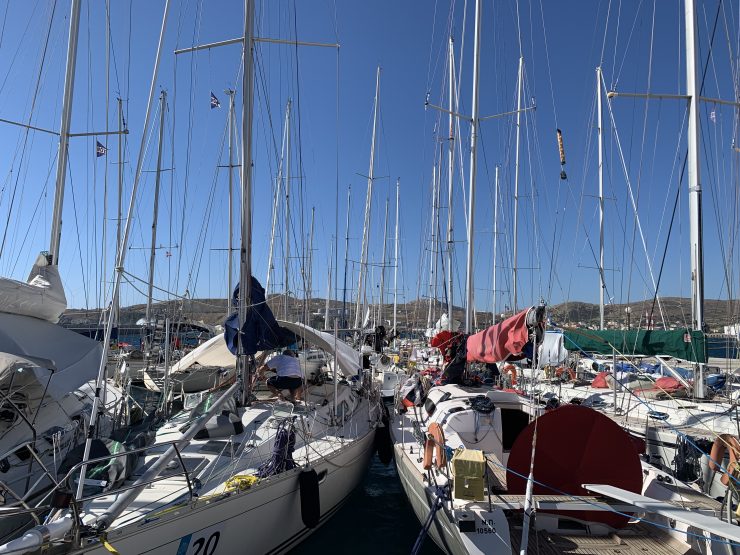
[0,253,67,323]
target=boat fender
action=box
[194,411,244,440]
[709,434,740,486]
[299,468,321,528]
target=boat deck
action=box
[508,515,693,554]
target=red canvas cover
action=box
[466,309,530,363]
[591,371,610,388]
[654,376,683,391]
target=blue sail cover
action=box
[224,276,296,355]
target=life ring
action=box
[422,422,447,470]
[555,367,576,382]
[709,434,740,486]
[503,364,518,386]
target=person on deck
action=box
[258,349,304,402]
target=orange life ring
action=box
[503,364,518,386]
[422,422,447,470]
[555,367,576,381]
[709,434,740,486]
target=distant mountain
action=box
[62,295,740,333]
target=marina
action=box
[1,0,740,554]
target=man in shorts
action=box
[258,349,304,402]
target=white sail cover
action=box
[0,253,67,323]
[0,312,101,399]
[538,331,568,366]
[424,312,461,338]
[278,321,361,377]
[170,334,236,373]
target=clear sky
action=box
[0,0,738,328]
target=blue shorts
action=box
[267,376,303,391]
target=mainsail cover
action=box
[0,253,67,323]
[562,328,707,363]
[170,334,236,373]
[466,309,531,363]
[224,276,296,355]
[278,321,362,377]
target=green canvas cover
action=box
[562,328,707,363]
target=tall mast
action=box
[492,165,499,322]
[465,0,482,334]
[266,100,290,294]
[306,206,315,325]
[226,89,236,316]
[48,0,81,265]
[393,178,400,343]
[238,0,255,405]
[685,0,704,333]
[325,238,333,329]
[284,98,292,321]
[379,197,389,325]
[447,36,455,330]
[355,66,381,329]
[115,97,123,329]
[427,164,437,329]
[512,56,523,313]
[145,91,167,354]
[342,186,351,328]
[597,67,605,329]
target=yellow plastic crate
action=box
[451,449,485,501]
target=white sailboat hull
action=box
[78,429,376,555]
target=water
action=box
[291,454,443,555]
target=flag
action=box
[710,110,716,123]
[96,141,108,157]
[210,91,221,109]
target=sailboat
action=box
[0,0,131,539]
[0,2,382,553]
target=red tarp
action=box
[466,309,530,363]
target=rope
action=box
[410,485,446,555]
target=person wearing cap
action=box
[258,349,304,402]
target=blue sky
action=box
[0,0,738,326]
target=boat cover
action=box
[224,276,296,355]
[466,309,531,363]
[0,312,101,398]
[278,321,361,378]
[0,253,67,323]
[562,328,707,363]
[170,334,235,373]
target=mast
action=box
[145,90,167,355]
[393,178,400,345]
[379,197,389,325]
[266,100,290,294]
[354,66,381,329]
[427,164,437,329]
[512,56,523,313]
[447,36,455,330]
[465,0,482,334]
[226,89,236,316]
[115,97,123,329]
[597,66,605,329]
[48,0,81,265]
[238,0,255,406]
[342,186,351,328]
[685,0,704,333]
[325,238,333,329]
[306,206,315,325]
[492,165,499,322]
[284,98,292,321]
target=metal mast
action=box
[237,0,256,406]
[492,165,499,322]
[393,178,400,344]
[48,0,81,265]
[305,206,315,324]
[114,98,124,329]
[465,0,482,334]
[226,89,236,315]
[447,36,456,330]
[266,99,291,295]
[685,0,704,333]
[325,238,333,329]
[284,98,292,321]
[597,67,605,329]
[355,66,381,329]
[379,197,389,325]
[145,91,167,354]
[512,56,523,313]
[342,186,351,328]
[427,164,438,330]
